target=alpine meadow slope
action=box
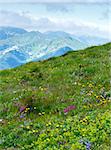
[0,43,111,149]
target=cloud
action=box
[0,10,110,38]
[0,10,32,28]
[52,19,109,38]
[32,17,56,30]
[45,4,69,12]
[0,10,56,30]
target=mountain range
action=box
[0,26,110,70]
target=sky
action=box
[0,0,111,38]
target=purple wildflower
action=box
[85,141,91,150]
[63,105,76,114]
[96,99,100,103]
[64,108,69,113]
[79,139,91,150]
[20,106,26,113]
[58,141,66,145]
[20,114,25,118]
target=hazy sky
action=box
[0,0,110,38]
[0,0,110,3]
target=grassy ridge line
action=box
[0,43,111,149]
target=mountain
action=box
[78,35,109,46]
[0,26,27,40]
[0,43,110,149]
[0,27,110,70]
[0,29,87,70]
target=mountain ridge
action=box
[0,26,110,70]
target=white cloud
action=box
[0,10,32,28]
[0,10,110,38]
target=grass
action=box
[0,43,111,150]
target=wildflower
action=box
[63,108,69,114]
[48,122,51,126]
[89,84,94,88]
[85,141,91,150]
[74,82,77,85]
[41,88,44,91]
[96,99,100,103]
[46,138,50,142]
[20,106,26,113]
[46,124,49,127]
[60,125,63,128]
[32,130,36,133]
[58,141,66,145]
[26,126,30,129]
[63,105,76,114]
[80,140,91,150]
[39,113,42,116]
[96,96,99,99]
[0,119,3,122]
[20,114,25,118]
[34,107,36,109]
[63,128,67,131]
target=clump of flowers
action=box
[63,105,76,114]
[80,139,91,150]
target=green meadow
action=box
[0,43,111,150]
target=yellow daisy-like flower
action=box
[63,128,67,131]
[32,130,36,133]
[50,134,53,137]
[26,126,30,129]
[48,122,51,126]
[46,124,49,127]
[89,83,93,88]
[34,107,36,109]
[39,113,42,115]
[96,96,99,99]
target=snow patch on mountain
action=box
[0,45,18,55]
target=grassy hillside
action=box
[0,43,111,150]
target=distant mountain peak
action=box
[0,26,27,40]
[0,26,109,70]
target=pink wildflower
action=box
[63,105,76,114]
